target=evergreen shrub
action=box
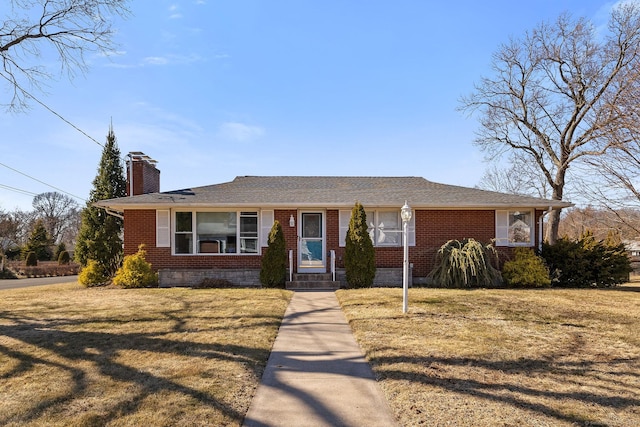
[78,259,108,287]
[427,238,502,288]
[112,245,158,288]
[502,247,551,288]
[23,220,52,261]
[58,250,71,265]
[344,201,376,288]
[54,242,67,262]
[25,251,38,267]
[542,231,631,287]
[260,220,287,288]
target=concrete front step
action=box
[285,274,340,290]
[291,273,332,282]
[287,273,340,290]
[285,281,341,290]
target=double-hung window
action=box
[174,211,259,254]
[369,211,402,246]
[339,209,415,247]
[495,210,533,246]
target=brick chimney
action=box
[126,152,160,196]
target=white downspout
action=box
[128,153,133,197]
[538,206,553,251]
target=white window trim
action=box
[260,210,274,247]
[339,209,415,248]
[495,209,534,247]
[172,209,261,255]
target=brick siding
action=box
[123,208,543,279]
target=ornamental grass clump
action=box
[112,244,158,288]
[427,238,501,288]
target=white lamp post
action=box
[401,201,412,314]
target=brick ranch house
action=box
[95,156,572,288]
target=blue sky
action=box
[0,0,617,211]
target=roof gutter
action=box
[93,204,124,220]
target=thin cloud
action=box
[169,4,182,19]
[144,56,170,65]
[218,122,265,142]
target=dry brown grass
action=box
[0,283,292,426]
[337,287,640,427]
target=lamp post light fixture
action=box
[401,201,412,314]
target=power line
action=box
[0,73,104,149]
[0,74,132,202]
[0,183,39,197]
[0,162,86,202]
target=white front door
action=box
[298,212,325,273]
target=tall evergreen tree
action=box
[260,220,287,288]
[22,219,52,261]
[75,125,128,276]
[344,201,376,288]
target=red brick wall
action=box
[127,161,160,196]
[124,208,544,277]
[124,210,261,271]
[275,209,298,270]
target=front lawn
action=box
[0,284,291,426]
[337,287,640,427]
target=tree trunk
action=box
[545,168,567,245]
[546,208,562,245]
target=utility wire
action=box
[0,183,39,197]
[1,73,104,149]
[1,75,135,203]
[0,161,86,202]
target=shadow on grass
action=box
[0,301,284,425]
[371,352,640,425]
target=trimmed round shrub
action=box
[54,243,67,262]
[502,247,551,288]
[25,251,38,267]
[58,250,71,265]
[112,245,158,288]
[78,259,108,287]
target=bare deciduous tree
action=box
[32,191,79,244]
[476,154,551,199]
[460,3,640,244]
[0,0,130,111]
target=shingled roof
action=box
[96,176,572,211]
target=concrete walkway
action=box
[243,291,398,427]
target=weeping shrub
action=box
[427,238,501,288]
[502,247,551,288]
[112,244,158,288]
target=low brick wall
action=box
[336,267,412,288]
[159,267,413,288]
[159,268,261,288]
